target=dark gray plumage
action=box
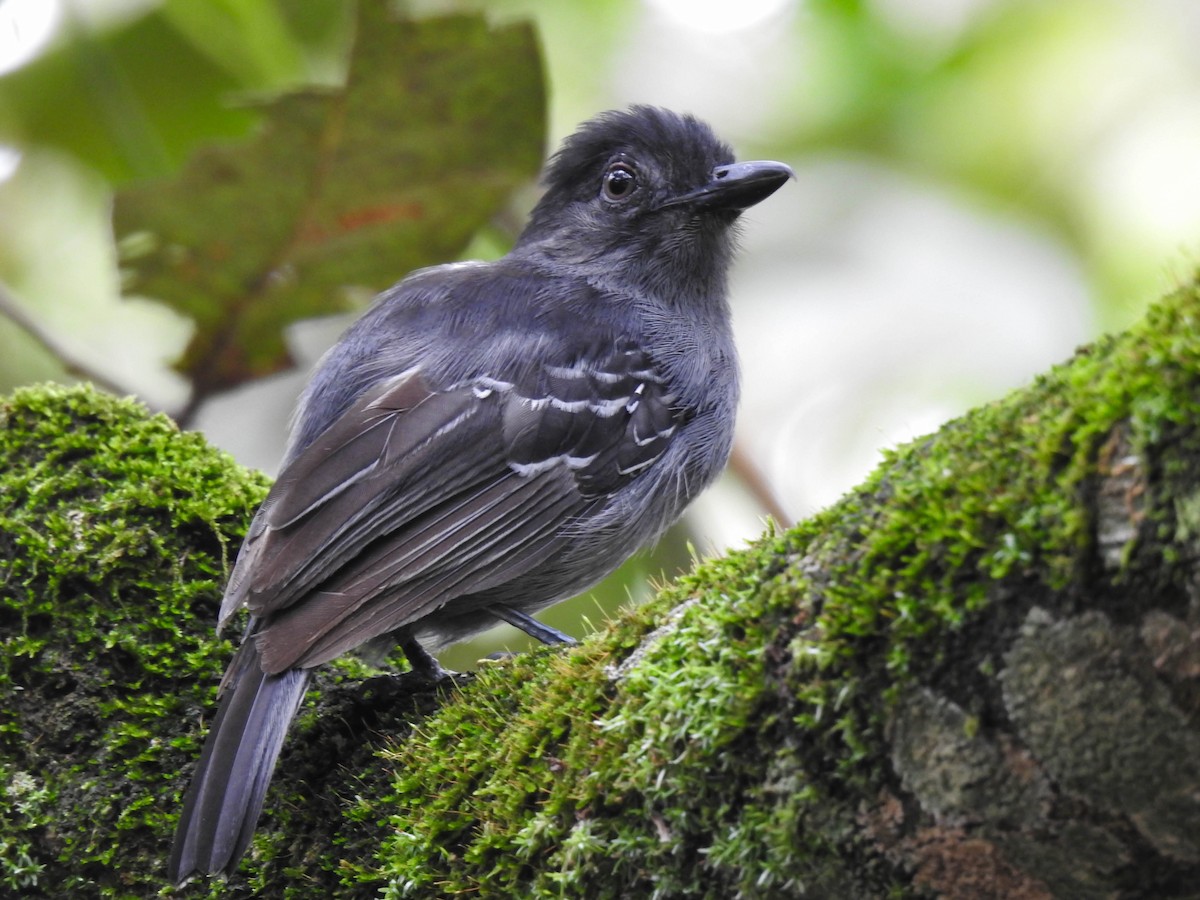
[168,105,792,883]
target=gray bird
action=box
[168,105,793,883]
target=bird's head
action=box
[516,106,792,289]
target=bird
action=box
[167,105,793,883]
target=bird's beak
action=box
[660,160,795,212]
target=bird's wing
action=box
[225,343,685,674]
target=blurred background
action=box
[2,0,1199,666]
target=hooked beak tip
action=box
[663,160,794,212]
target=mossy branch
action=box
[1,278,1198,897]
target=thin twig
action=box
[728,440,793,527]
[0,280,132,397]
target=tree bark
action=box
[1,279,1198,898]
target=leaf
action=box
[112,2,546,404]
[0,1,348,179]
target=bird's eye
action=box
[601,163,638,203]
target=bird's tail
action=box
[168,638,310,884]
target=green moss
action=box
[0,384,268,897]
[769,280,1200,780]
[357,279,1200,896]
[362,532,888,896]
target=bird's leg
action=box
[357,635,455,703]
[398,635,454,681]
[488,605,577,645]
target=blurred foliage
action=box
[0,0,547,409]
[0,0,1192,401]
[0,0,351,183]
[782,0,1199,322]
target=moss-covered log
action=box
[2,279,1199,898]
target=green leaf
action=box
[113,3,546,402]
[158,0,310,87]
[0,8,263,181]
